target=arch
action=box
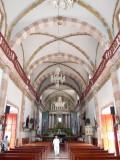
[10,17,109,50]
[39,82,80,96]
[34,71,86,92]
[27,53,93,77]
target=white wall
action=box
[87,97,95,126]
[7,78,22,139]
[19,96,32,142]
[7,78,22,107]
[97,79,115,111]
[24,96,32,122]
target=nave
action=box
[46,145,69,160]
[0,0,120,158]
[0,141,120,160]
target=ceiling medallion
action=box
[48,0,74,9]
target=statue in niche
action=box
[64,103,68,110]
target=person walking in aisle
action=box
[53,136,60,156]
[1,135,9,152]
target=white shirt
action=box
[53,138,60,146]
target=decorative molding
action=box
[7,0,44,42]
[112,0,119,35]
[25,33,94,71]
[77,0,113,42]
[1,0,7,38]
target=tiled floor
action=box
[46,147,69,160]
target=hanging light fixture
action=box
[51,6,65,88]
[51,66,65,88]
[48,0,74,9]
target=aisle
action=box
[46,144,69,160]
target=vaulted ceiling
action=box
[0,0,120,109]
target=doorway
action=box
[4,113,17,148]
[3,105,18,148]
[101,114,119,155]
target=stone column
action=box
[68,114,70,129]
[110,65,120,155]
[0,66,10,143]
[52,114,54,128]
[19,91,26,131]
[54,114,57,127]
[19,91,26,145]
[0,66,10,115]
[65,114,68,128]
[93,89,101,147]
[49,114,51,129]
[110,65,120,116]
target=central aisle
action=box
[46,144,69,160]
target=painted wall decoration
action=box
[42,112,49,134]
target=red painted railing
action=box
[0,32,40,104]
[80,31,120,102]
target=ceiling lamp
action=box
[48,0,74,9]
[51,6,65,88]
[51,66,65,88]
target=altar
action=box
[50,129,66,143]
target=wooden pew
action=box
[69,148,111,160]
[0,153,39,160]
[66,141,120,160]
[21,142,50,157]
[0,156,36,160]
[73,155,120,160]
[5,150,42,160]
[0,141,50,160]
[16,145,46,158]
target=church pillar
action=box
[65,114,68,128]
[19,91,26,145]
[68,114,70,129]
[52,114,54,128]
[49,114,51,129]
[0,66,10,143]
[110,65,120,116]
[0,65,10,115]
[93,89,102,147]
[110,65,120,155]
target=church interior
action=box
[0,0,120,159]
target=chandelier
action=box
[54,96,65,108]
[51,66,65,88]
[51,5,65,88]
[48,0,74,9]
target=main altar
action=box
[42,123,77,142]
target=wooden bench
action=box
[14,146,45,158]
[74,155,120,160]
[21,142,50,156]
[0,153,39,160]
[0,156,36,160]
[71,152,120,160]
[65,141,120,160]
[0,141,51,160]
[5,150,42,160]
